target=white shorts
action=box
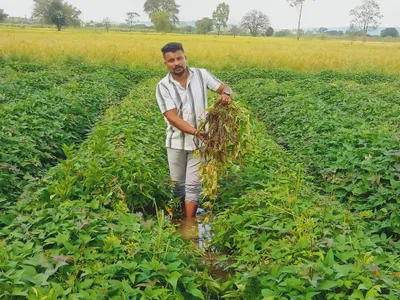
[167,148,204,205]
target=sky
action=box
[1,0,399,29]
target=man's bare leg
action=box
[185,200,198,218]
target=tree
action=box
[266,26,274,37]
[318,27,328,34]
[240,10,270,37]
[380,27,399,38]
[32,0,81,31]
[346,24,363,44]
[0,9,8,23]
[212,2,229,36]
[287,0,313,41]
[326,30,344,36]
[230,25,240,38]
[180,25,195,34]
[151,11,173,32]
[126,12,140,32]
[143,0,179,24]
[103,18,112,33]
[275,29,293,37]
[350,0,382,42]
[195,17,213,35]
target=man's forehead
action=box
[164,51,185,59]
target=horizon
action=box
[2,0,399,29]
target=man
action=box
[156,42,233,218]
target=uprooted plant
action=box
[195,99,251,213]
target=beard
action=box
[173,66,186,76]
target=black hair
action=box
[161,42,184,56]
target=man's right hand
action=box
[195,130,208,142]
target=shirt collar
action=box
[168,67,194,85]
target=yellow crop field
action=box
[1,27,400,73]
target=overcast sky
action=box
[2,0,399,28]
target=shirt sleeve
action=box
[156,83,176,114]
[203,69,222,92]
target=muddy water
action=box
[173,210,231,280]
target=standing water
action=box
[173,209,231,280]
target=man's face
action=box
[164,50,187,76]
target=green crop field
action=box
[0,29,399,299]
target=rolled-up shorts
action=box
[167,148,204,205]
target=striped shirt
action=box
[156,67,222,151]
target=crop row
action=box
[0,61,155,202]
[212,107,400,299]
[0,80,226,299]
[234,75,400,236]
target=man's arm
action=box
[216,83,233,105]
[203,70,233,105]
[164,109,207,141]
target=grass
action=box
[1,27,400,73]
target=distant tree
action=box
[212,2,229,36]
[275,29,293,37]
[346,24,363,44]
[318,27,328,34]
[126,12,140,32]
[86,20,95,27]
[230,25,240,38]
[326,30,344,36]
[381,27,399,38]
[240,10,270,37]
[63,3,81,27]
[350,0,382,42]
[32,0,81,31]
[287,0,314,40]
[143,0,179,24]
[103,17,112,33]
[151,11,173,32]
[180,25,195,34]
[0,9,8,22]
[195,17,213,35]
[266,26,274,37]
[305,30,314,36]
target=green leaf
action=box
[166,271,181,291]
[186,282,205,299]
[90,198,99,209]
[78,279,93,289]
[262,289,280,297]
[11,288,29,296]
[28,273,49,286]
[318,280,338,290]
[166,261,182,272]
[334,264,354,279]
[350,290,364,300]
[144,286,163,297]
[55,233,69,245]
[306,292,320,300]
[51,282,65,296]
[324,249,334,267]
[220,281,233,292]
[21,265,37,280]
[336,251,355,263]
[0,214,16,225]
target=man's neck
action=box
[171,68,189,82]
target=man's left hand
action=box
[218,94,232,105]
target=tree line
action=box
[0,0,399,40]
